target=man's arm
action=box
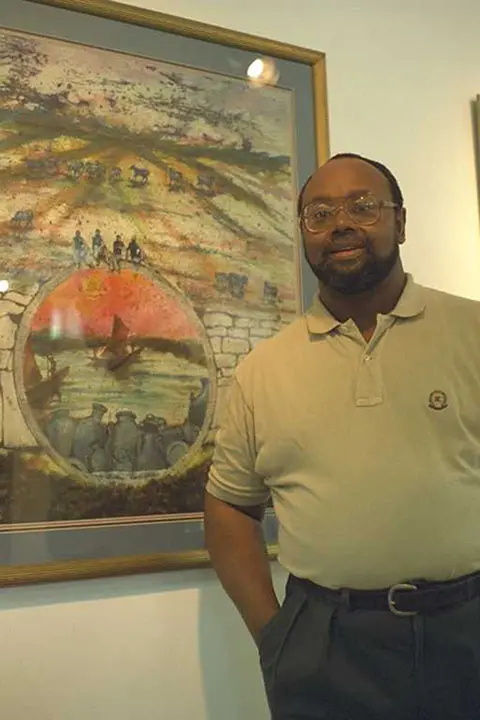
[204,492,279,643]
[205,372,279,643]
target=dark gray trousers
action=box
[259,576,480,719]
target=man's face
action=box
[300,158,405,295]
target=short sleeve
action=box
[206,375,270,507]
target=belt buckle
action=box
[387,582,418,617]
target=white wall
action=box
[0,565,286,720]
[2,2,480,719]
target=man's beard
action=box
[304,235,399,295]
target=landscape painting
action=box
[0,23,298,529]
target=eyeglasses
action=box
[301,194,399,233]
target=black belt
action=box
[289,571,480,616]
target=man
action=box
[72,229,87,267]
[113,234,125,259]
[91,228,105,265]
[127,236,143,264]
[205,153,480,720]
[112,234,125,272]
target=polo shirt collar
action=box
[389,274,426,319]
[305,295,341,335]
[304,274,426,336]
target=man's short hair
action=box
[297,153,404,216]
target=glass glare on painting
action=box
[0,25,297,526]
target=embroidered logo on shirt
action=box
[428,390,448,411]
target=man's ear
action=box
[397,207,406,245]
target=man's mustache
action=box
[324,230,370,255]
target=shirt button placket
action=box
[356,352,382,406]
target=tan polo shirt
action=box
[207,275,480,590]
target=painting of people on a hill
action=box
[0,20,298,530]
[0,0,330,584]
[0,26,297,309]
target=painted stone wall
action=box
[202,307,290,428]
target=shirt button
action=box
[363,354,371,362]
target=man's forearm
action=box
[204,492,279,642]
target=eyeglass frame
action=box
[300,193,400,233]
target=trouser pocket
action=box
[258,582,307,714]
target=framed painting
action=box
[0,0,329,585]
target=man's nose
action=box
[332,206,355,231]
